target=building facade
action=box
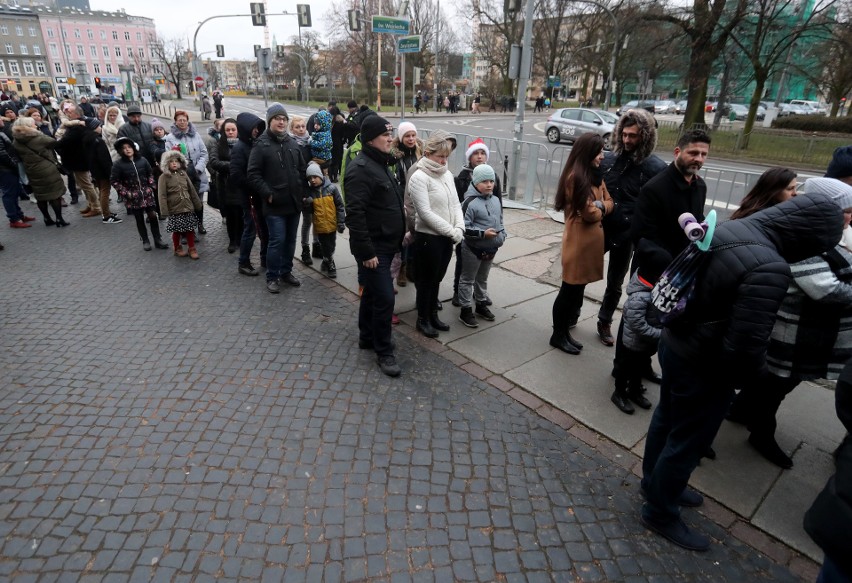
[33,6,163,99]
[0,6,51,97]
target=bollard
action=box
[503,155,510,199]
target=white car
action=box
[655,100,677,114]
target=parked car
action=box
[89,94,125,105]
[675,100,688,114]
[654,100,677,114]
[790,99,826,115]
[616,100,655,116]
[544,107,618,149]
[779,103,805,116]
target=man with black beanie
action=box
[345,115,405,377]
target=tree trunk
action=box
[740,76,767,150]
[682,43,716,128]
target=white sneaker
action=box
[102,214,123,224]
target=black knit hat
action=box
[84,117,102,130]
[826,146,852,180]
[360,115,393,144]
[635,240,672,283]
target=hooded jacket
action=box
[310,110,333,161]
[12,126,64,201]
[247,127,307,216]
[110,136,156,210]
[229,112,265,208]
[55,118,89,171]
[165,121,209,193]
[663,191,844,382]
[309,176,345,234]
[622,271,663,353]
[157,150,202,217]
[462,182,506,251]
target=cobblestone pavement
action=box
[0,213,804,582]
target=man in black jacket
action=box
[345,115,405,378]
[230,112,266,276]
[247,103,307,293]
[118,105,156,168]
[597,109,666,346]
[56,106,103,219]
[641,191,843,552]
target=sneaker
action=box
[238,263,259,276]
[640,515,710,552]
[459,307,478,328]
[9,220,32,229]
[326,259,337,279]
[475,304,495,321]
[102,214,123,224]
[281,273,301,287]
[377,354,401,377]
[391,314,400,325]
[301,246,314,266]
[597,321,615,346]
[266,279,281,294]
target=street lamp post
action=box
[572,0,618,111]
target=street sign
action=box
[216,45,224,58]
[413,67,421,85]
[371,15,410,35]
[397,35,421,53]
[195,78,204,88]
[547,76,561,88]
[393,76,401,87]
[379,71,389,76]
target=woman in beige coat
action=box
[550,133,613,354]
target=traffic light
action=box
[276,45,286,58]
[348,9,361,32]
[254,45,261,56]
[216,45,224,58]
[250,2,266,26]
[297,4,312,28]
[94,76,101,88]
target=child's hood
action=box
[160,149,187,174]
[315,110,332,133]
[464,181,491,201]
[114,136,140,159]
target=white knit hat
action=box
[397,121,417,138]
[465,138,489,162]
[804,177,852,210]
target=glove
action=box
[402,231,414,247]
[302,196,313,211]
[337,224,345,234]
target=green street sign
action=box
[397,35,421,53]
[371,15,410,34]
[380,71,389,76]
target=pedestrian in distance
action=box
[201,94,212,121]
[328,105,346,183]
[11,117,67,227]
[408,130,465,338]
[610,240,670,414]
[550,132,613,355]
[111,136,167,251]
[213,92,223,120]
[158,150,202,260]
[640,189,844,552]
[344,115,405,378]
[457,164,506,328]
[304,161,345,278]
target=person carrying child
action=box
[304,161,345,278]
[111,136,168,251]
[158,149,202,259]
[457,164,506,328]
[611,240,671,414]
[310,110,333,175]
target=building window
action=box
[126,46,132,57]
[54,62,61,73]
[90,45,97,57]
[138,47,144,59]
[28,27,36,37]
[49,44,57,57]
[46,28,53,38]
[112,31,118,40]
[4,44,11,54]
[103,45,109,57]
[87,29,93,40]
[74,29,80,38]
[100,30,106,40]
[61,29,66,39]
[19,44,27,55]
[36,62,45,75]
[0,26,8,36]
[141,64,147,74]
[93,63,100,74]
[0,62,5,75]
[29,81,35,92]
[115,46,121,57]
[124,32,130,41]
[9,61,19,75]
[77,45,84,57]
[33,45,40,56]
[65,44,70,57]
[23,61,33,75]
[105,63,112,74]
[15,26,23,36]
[136,32,142,41]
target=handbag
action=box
[19,141,67,175]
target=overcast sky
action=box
[90,0,341,60]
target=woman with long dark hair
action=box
[550,133,613,354]
[211,118,242,253]
[730,167,797,219]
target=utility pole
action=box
[508,0,535,200]
[434,0,439,111]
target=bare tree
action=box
[792,11,852,117]
[468,0,524,95]
[149,36,191,99]
[730,0,837,142]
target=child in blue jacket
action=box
[310,110,333,175]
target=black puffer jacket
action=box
[663,192,843,383]
[229,113,265,209]
[83,129,114,181]
[600,153,666,216]
[344,143,405,262]
[117,120,155,166]
[55,120,89,171]
[247,128,307,216]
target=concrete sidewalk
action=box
[324,206,840,572]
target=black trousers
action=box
[552,282,585,333]
[358,253,396,357]
[730,372,800,437]
[317,232,336,260]
[413,232,454,318]
[599,240,634,325]
[223,204,243,245]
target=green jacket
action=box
[338,134,362,201]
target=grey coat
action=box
[622,271,663,353]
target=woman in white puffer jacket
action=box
[408,129,464,338]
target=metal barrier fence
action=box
[420,128,766,215]
[138,101,175,119]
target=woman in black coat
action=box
[329,106,346,183]
[212,118,243,253]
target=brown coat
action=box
[560,178,613,285]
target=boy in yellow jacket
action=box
[305,161,345,278]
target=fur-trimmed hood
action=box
[612,108,657,164]
[160,149,188,174]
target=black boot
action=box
[566,331,583,350]
[326,258,337,279]
[430,311,450,332]
[141,237,152,251]
[196,208,206,234]
[549,331,580,355]
[748,433,793,469]
[301,245,313,266]
[312,241,323,259]
[627,381,653,409]
[149,217,168,249]
[416,317,439,338]
[611,382,635,414]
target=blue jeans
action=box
[265,212,300,282]
[239,205,267,267]
[357,253,396,356]
[0,170,25,222]
[641,340,733,524]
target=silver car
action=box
[544,108,618,149]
